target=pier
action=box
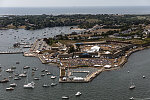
[71,71,90,73]
[0,51,23,54]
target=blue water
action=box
[0,6,150,15]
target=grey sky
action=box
[0,0,150,7]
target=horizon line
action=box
[0,5,150,8]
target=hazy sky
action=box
[0,0,150,7]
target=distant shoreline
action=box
[1,6,150,15]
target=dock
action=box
[59,68,103,83]
[38,55,48,64]
[0,51,23,54]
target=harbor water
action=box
[1,27,150,100]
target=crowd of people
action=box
[64,57,112,67]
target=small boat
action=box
[16,62,20,64]
[6,69,14,73]
[129,85,135,90]
[14,73,19,76]
[23,66,30,69]
[129,79,135,90]
[75,92,82,96]
[32,67,38,71]
[47,72,51,75]
[10,83,17,87]
[34,77,40,80]
[14,77,21,80]
[11,66,16,69]
[143,75,146,78]
[62,96,69,99]
[51,83,57,86]
[6,87,14,91]
[129,97,134,100]
[42,84,50,87]
[127,71,130,73]
[19,74,27,77]
[9,76,13,78]
[41,70,45,72]
[0,78,10,83]
[45,70,48,72]
[24,81,35,89]
[41,74,45,76]
[23,45,31,48]
[51,76,56,79]
[24,71,27,74]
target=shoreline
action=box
[105,46,149,72]
[58,46,150,83]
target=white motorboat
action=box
[51,83,57,86]
[62,96,69,99]
[23,66,30,69]
[10,83,17,87]
[47,72,51,75]
[42,84,50,87]
[51,76,56,79]
[34,77,40,80]
[6,87,14,91]
[14,77,21,80]
[129,80,135,90]
[143,75,146,78]
[129,97,134,100]
[75,92,82,96]
[6,69,14,73]
[129,85,135,89]
[24,81,35,89]
[19,74,27,77]
[45,70,48,72]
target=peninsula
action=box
[1,14,150,82]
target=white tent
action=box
[87,46,100,53]
[105,51,111,54]
[104,65,111,69]
[91,46,100,52]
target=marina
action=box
[1,27,150,99]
